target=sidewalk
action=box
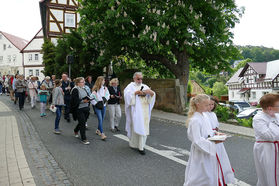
[151,109,255,138]
[0,101,35,186]
[121,104,255,138]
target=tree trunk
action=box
[174,51,190,113]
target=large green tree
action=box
[78,0,243,111]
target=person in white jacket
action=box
[253,93,279,186]
[203,96,235,185]
[90,76,110,140]
[184,94,225,186]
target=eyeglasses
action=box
[137,78,143,80]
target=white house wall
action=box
[24,67,45,81]
[0,33,25,75]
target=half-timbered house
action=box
[226,60,279,103]
[20,28,45,81]
[39,0,80,44]
[0,31,28,75]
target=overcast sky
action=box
[0,0,279,49]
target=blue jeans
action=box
[95,106,106,133]
[0,84,2,93]
[55,105,62,130]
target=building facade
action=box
[226,60,279,104]
[0,31,28,75]
[39,0,80,44]
[21,29,45,81]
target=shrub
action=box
[215,105,230,122]
[236,118,253,128]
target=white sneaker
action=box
[82,140,90,145]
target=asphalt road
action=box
[4,96,257,186]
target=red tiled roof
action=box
[0,31,28,50]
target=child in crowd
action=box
[184,94,225,186]
[203,96,235,185]
[38,84,49,117]
[253,93,279,186]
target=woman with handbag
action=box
[51,80,64,134]
[91,76,110,140]
[28,76,38,109]
[71,77,91,144]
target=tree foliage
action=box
[41,39,56,75]
[238,45,279,62]
[212,81,228,98]
[78,0,243,111]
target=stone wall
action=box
[120,78,185,113]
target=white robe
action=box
[124,82,155,148]
[204,112,235,185]
[253,111,279,186]
[184,112,218,186]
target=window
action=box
[254,76,257,82]
[34,54,39,61]
[29,70,33,76]
[246,78,249,83]
[252,92,256,99]
[65,13,76,28]
[28,54,32,61]
[0,35,2,39]
[3,44,6,50]
[35,69,39,76]
[232,92,234,98]
[8,45,11,48]
[0,56,3,62]
[12,55,16,62]
[7,55,11,62]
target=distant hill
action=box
[237,45,279,62]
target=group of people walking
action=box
[3,71,278,185]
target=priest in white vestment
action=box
[124,72,156,155]
[253,94,279,186]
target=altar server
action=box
[253,93,279,186]
[184,94,224,186]
[203,96,235,185]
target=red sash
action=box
[256,141,279,186]
[216,154,226,186]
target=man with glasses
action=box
[124,72,156,155]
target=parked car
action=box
[229,101,252,113]
[236,108,261,119]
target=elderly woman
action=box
[15,75,27,110]
[28,76,38,108]
[42,76,54,105]
[107,78,122,132]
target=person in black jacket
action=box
[107,78,122,132]
[71,77,90,145]
[61,73,74,122]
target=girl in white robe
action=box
[184,94,224,186]
[203,97,235,185]
[253,93,279,186]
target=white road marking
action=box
[114,134,251,186]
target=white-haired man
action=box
[124,72,156,155]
